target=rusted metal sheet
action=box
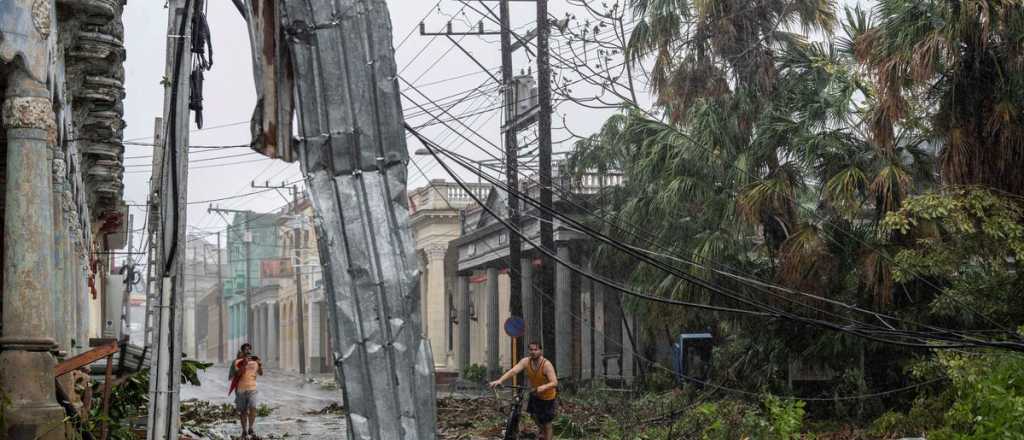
[240,0,297,163]
[237,1,437,438]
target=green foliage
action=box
[462,364,487,384]
[869,350,1024,440]
[882,188,1024,325]
[90,368,151,440]
[256,404,274,417]
[762,395,806,440]
[553,414,586,438]
[668,396,805,440]
[931,351,1024,440]
[87,358,212,440]
[182,359,214,386]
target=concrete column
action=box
[261,304,269,357]
[457,276,470,374]
[521,258,538,345]
[268,302,278,368]
[581,271,593,381]
[251,304,259,355]
[593,282,605,378]
[0,69,65,439]
[262,304,270,357]
[486,268,500,377]
[555,245,572,379]
[184,296,196,358]
[424,245,447,367]
[622,313,635,382]
[309,300,322,373]
[231,304,238,355]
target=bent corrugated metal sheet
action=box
[237,1,437,438]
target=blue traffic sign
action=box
[504,316,525,338]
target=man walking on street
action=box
[230,343,263,439]
[490,342,559,440]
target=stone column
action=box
[0,69,65,439]
[309,300,322,373]
[424,245,447,367]
[457,276,470,375]
[555,245,572,379]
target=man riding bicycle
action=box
[490,342,559,440]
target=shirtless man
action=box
[490,342,559,440]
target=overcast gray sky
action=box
[121,0,869,250]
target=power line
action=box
[408,123,1024,352]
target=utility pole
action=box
[216,231,224,363]
[147,0,195,436]
[535,0,559,367]
[499,0,523,360]
[253,180,306,374]
[427,0,536,360]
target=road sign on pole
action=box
[504,316,526,338]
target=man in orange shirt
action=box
[231,343,263,439]
[490,342,559,440]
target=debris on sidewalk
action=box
[306,402,346,415]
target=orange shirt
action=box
[525,357,556,401]
[234,358,260,391]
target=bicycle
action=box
[494,384,532,440]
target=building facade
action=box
[409,180,490,372]
[274,198,327,373]
[224,211,281,358]
[451,167,635,384]
[0,0,131,436]
[184,234,225,360]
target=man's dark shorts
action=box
[526,395,557,425]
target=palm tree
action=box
[861,0,1024,196]
[624,0,840,253]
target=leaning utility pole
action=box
[253,181,306,374]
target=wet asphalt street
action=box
[181,365,348,439]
